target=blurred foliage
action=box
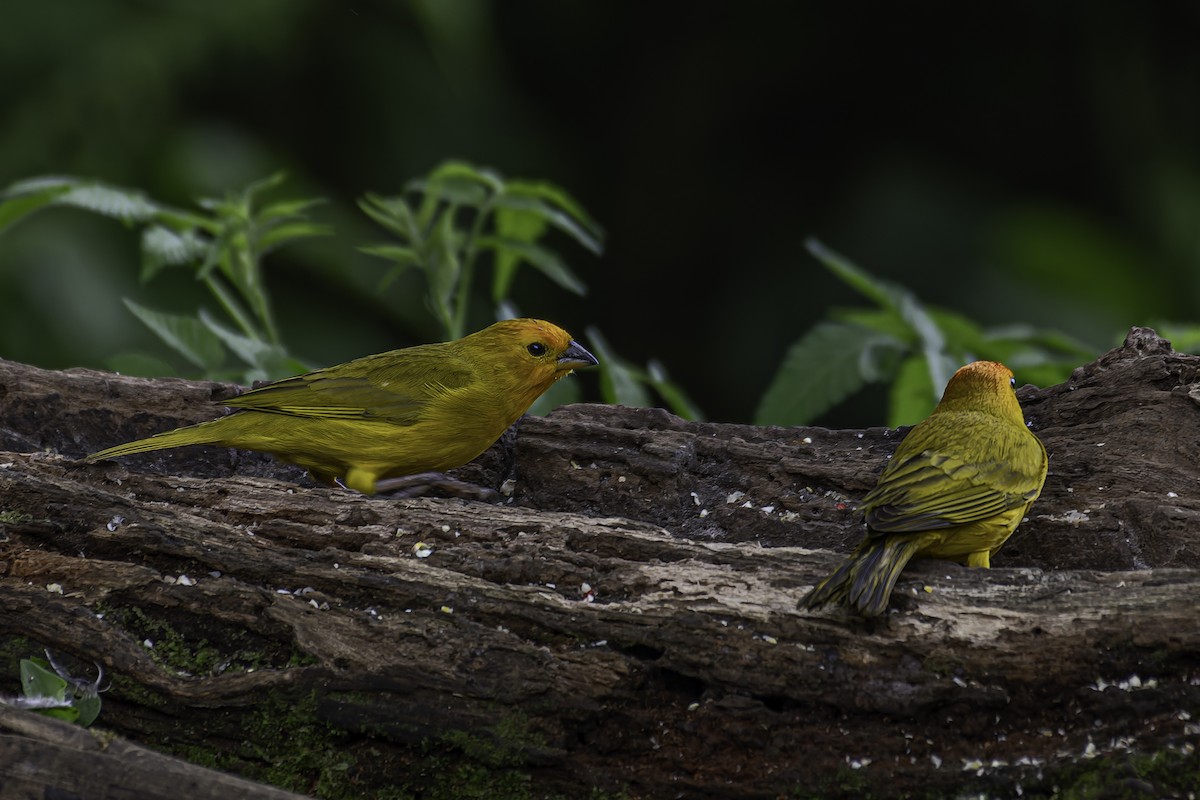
[359,159,601,340]
[0,165,702,418]
[0,173,325,383]
[0,2,1199,425]
[757,240,1096,428]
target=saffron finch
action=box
[86,318,597,495]
[800,360,1048,616]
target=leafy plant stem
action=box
[451,198,494,340]
[203,273,262,342]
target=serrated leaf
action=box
[124,299,225,373]
[140,225,210,283]
[54,184,160,222]
[586,326,652,408]
[887,354,938,427]
[476,236,587,297]
[755,322,905,426]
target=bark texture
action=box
[0,327,1197,798]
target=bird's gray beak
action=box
[558,340,599,371]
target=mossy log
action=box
[0,327,1198,798]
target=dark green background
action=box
[2,1,1195,425]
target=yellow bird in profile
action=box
[800,360,1048,616]
[86,318,598,495]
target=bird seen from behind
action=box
[800,360,1048,616]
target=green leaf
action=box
[887,354,938,427]
[805,238,899,308]
[491,205,549,300]
[20,656,102,727]
[124,299,225,373]
[198,309,277,372]
[1,175,78,198]
[424,212,462,334]
[829,307,914,343]
[20,658,68,702]
[506,179,597,231]
[407,160,501,223]
[257,196,326,223]
[359,244,422,264]
[240,171,288,201]
[806,238,952,396]
[421,160,505,194]
[586,326,652,408]
[358,194,422,241]
[476,236,587,297]
[983,324,1096,360]
[74,694,102,727]
[255,220,332,254]
[755,322,905,426]
[0,182,72,234]
[140,225,210,282]
[492,193,604,255]
[54,183,160,222]
[220,246,270,330]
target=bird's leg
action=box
[965,550,992,568]
[373,472,502,502]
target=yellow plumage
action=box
[86,318,597,495]
[800,360,1048,616]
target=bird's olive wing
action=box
[223,348,477,425]
[861,420,1046,535]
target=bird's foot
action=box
[373,472,502,502]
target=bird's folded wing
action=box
[861,450,1041,533]
[223,352,476,425]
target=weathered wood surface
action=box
[0,327,1198,798]
[0,702,307,799]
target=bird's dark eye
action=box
[527,342,547,357]
[1010,377,1017,389]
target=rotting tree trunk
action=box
[0,327,1198,799]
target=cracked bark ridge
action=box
[0,326,1197,799]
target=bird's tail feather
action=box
[84,421,224,463]
[800,538,923,616]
